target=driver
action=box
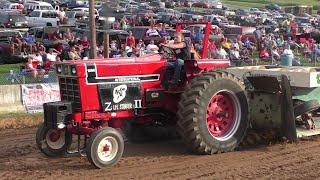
[161,32,191,88]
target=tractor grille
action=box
[59,77,81,111]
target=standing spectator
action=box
[146,40,159,53]
[195,29,204,43]
[120,16,128,30]
[126,31,135,47]
[253,27,262,50]
[282,18,291,34]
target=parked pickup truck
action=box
[25,10,59,27]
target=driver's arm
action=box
[163,42,186,49]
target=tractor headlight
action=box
[71,66,77,75]
[194,61,198,67]
[57,65,62,74]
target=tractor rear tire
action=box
[294,100,320,117]
[36,123,72,157]
[177,71,249,154]
[86,127,124,169]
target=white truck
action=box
[25,10,59,27]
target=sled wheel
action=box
[294,100,320,117]
[177,71,249,154]
[86,127,124,169]
[36,123,72,157]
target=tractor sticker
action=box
[113,84,127,103]
[98,83,142,112]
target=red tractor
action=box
[36,22,249,168]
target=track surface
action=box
[1,127,320,180]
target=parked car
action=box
[25,10,59,27]
[0,14,28,29]
[192,2,210,8]
[222,24,256,42]
[265,3,281,11]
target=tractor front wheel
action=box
[177,71,249,154]
[36,123,72,157]
[86,127,124,169]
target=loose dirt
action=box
[1,124,320,179]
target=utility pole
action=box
[89,0,97,59]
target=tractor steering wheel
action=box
[159,45,175,61]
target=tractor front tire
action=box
[36,123,72,157]
[177,71,249,154]
[86,127,124,169]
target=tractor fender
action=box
[184,59,230,72]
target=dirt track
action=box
[1,127,320,180]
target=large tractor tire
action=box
[177,71,249,154]
[86,127,124,169]
[36,123,72,157]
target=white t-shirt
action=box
[283,49,294,57]
[47,53,56,62]
[215,48,228,59]
[146,29,159,37]
[146,44,159,53]
[34,55,43,64]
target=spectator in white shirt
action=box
[282,44,301,66]
[146,40,159,53]
[215,45,228,59]
[146,26,159,37]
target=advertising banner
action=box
[21,83,61,113]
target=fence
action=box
[0,70,58,85]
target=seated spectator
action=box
[53,27,62,40]
[259,47,270,62]
[81,36,90,57]
[240,48,256,65]
[229,46,240,61]
[24,55,38,79]
[21,39,32,55]
[46,48,59,62]
[146,26,159,37]
[286,36,300,54]
[34,41,46,52]
[68,46,81,60]
[110,40,118,57]
[10,34,22,55]
[63,28,74,41]
[215,45,228,59]
[119,50,128,58]
[134,39,146,57]
[159,27,169,37]
[208,40,217,58]
[195,29,204,43]
[271,46,280,61]
[243,37,256,55]
[146,40,159,53]
[34,51,43,67]
[221,38,231,52]
[195,39,204,56]
[283,44,301,66]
